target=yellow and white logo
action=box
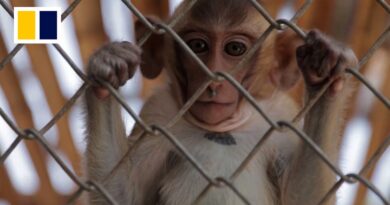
[14,7,61,44]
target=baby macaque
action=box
[84,0,357,204]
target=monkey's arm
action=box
[85,89,132,204]
[84,41,142,204]
[281,30,357,205]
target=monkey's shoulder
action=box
[137,86,180,126]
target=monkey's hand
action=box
[296,30,358,97]
[87,41,142,99]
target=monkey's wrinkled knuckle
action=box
[87,57,101,76]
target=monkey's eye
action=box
[187,39,208,54]
[225,41,247,56]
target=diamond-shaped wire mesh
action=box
[0,0,389,204]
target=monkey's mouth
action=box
[195,101,235,107]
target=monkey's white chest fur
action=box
[133,88,298,205]
[157,120,275,205]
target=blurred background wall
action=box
[0,0,389,204]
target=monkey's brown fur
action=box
[84,0,357,204]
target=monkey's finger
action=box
[89,54,113,79]
[109,43,140,61]
[110,56,129,86]
[119,41,142,56]
[93,87,111,99]
[321,46,339,72]
[300,54,326,84]
[317,46,342,79]
[97,62,120,89]
[109,46,140,78]
[307,42,326,75]
[100,55,129,88]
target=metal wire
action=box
[0,0,389,204]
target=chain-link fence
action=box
[0,0,389,204]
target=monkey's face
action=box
[178,19,265,125]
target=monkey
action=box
[84,0,358,204]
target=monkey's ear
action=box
[135,16,164,79]
[271,30,304,90]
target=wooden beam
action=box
[132,0,169,19]
[349,0,390,59]
[353,48,390,205]
[295,0,337,34]
[259,0,286,17]
[71,0,109,65]
[329,0,357,41]
[0,166,21,205]
[344,0,390,125]
[12,0,82,180]
[0,37,62,205]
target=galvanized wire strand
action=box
[229,25,275,76]
[120,0,163,35]
[61,0,82,21]
[194,127,275,204]
[0,135,23,163]
[24,129,91,190]
[166,80,211,128]
[358,136,390,177]
[377,0,390,13]
[358,25,390,69]
[291,0,314,23]
[157,23,219,80]
[277,121,348,180]
[0,0,13,17]
[345,174,390,205]
[347,68,390,108]
[97,80,153,133]
[229,0,310,80]
[215,177,251,205]
[122,0,199,46]
[248,0,282,29]
[277,19,307,39]
[0,44,24,71]
[86,181,119,205]
[65,186,84,205]
[216,72,279,128]
[153,125,251,205]
[52,44,91,83]
[0,107,24,136]
[152,125,216,184]
[102,131,148,183]
[39,83,88,134]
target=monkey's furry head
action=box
[164,0,276,105]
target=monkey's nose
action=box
[207,87,217,98]
[207,82,221,98]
